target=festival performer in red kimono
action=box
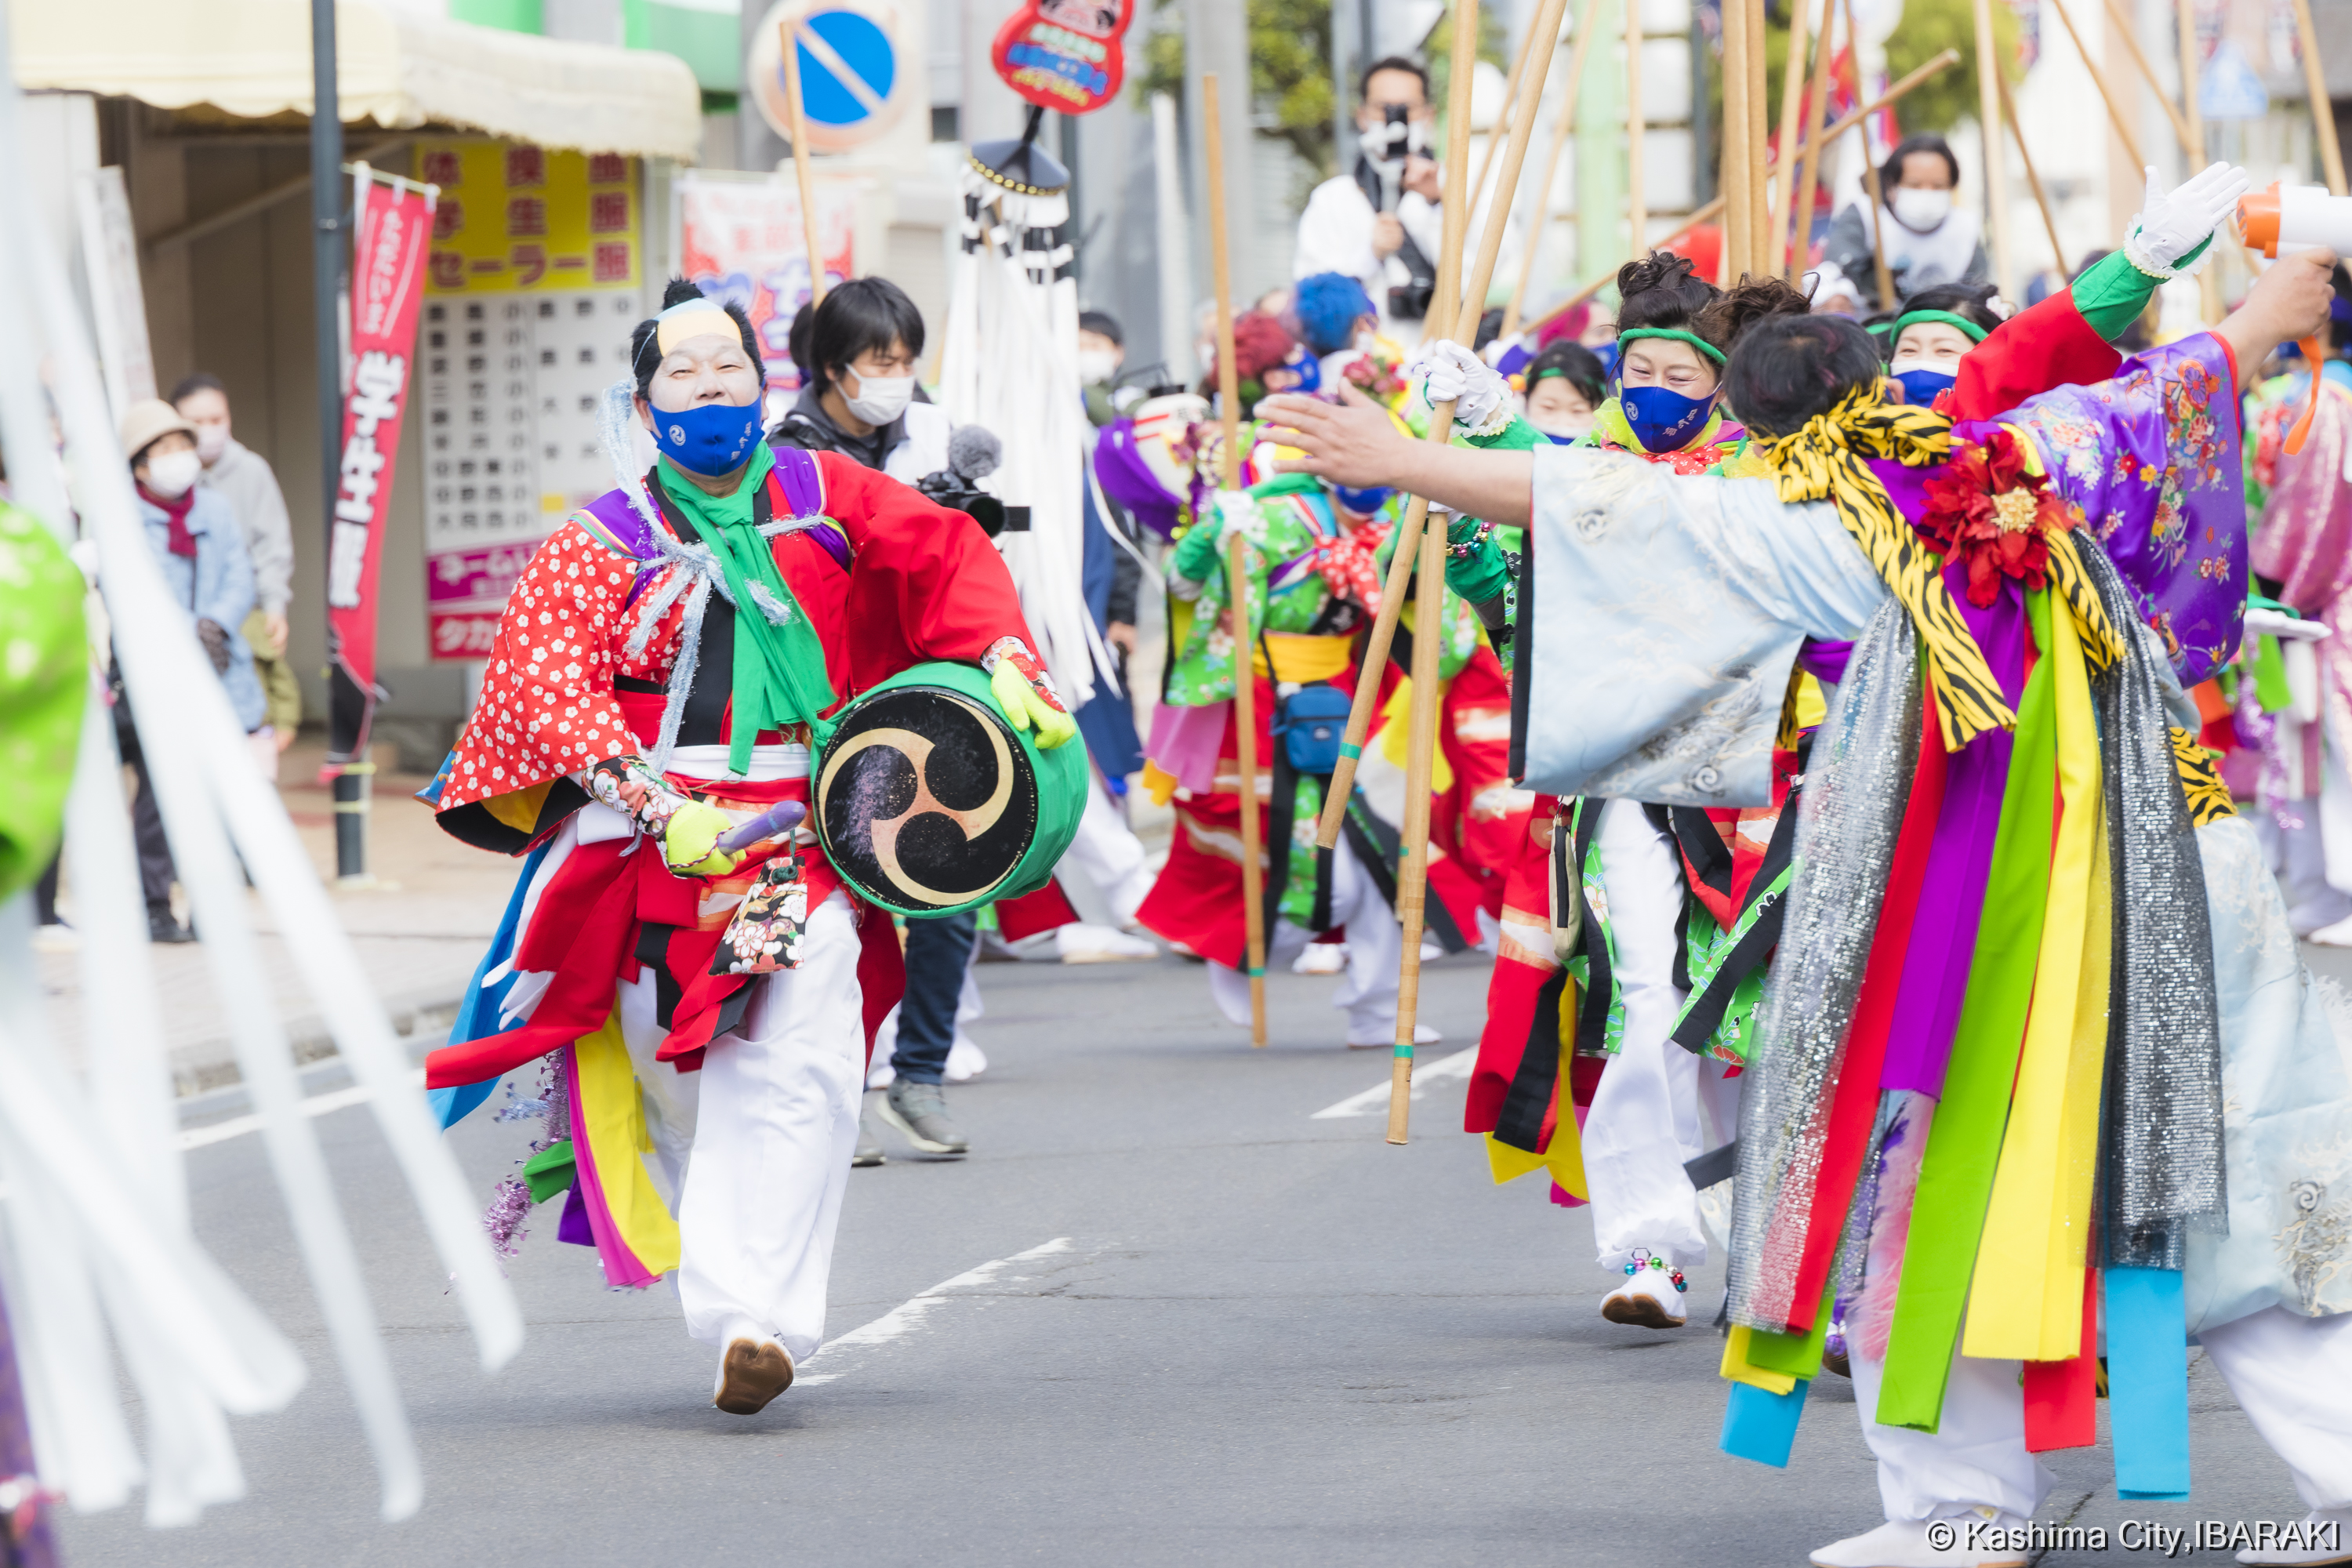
[420,281,1069,1417]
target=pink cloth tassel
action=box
[1854,1094,1935,1364]
[1146,701,1232,795]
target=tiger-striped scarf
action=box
[1762,386,2002,752]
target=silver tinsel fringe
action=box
[1726,597,1923,1333]
[2082,540,2228,1269]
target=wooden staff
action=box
[1200,72,1267,1047]
[1842,0,1898,310]
[1468,14,1549,237]
[2289,0,2348,194]
[1746,0,1769,276]
[1499,0,1607,337]
[1790,0,1839,281]
[1525,45,1958,333]
[2045,0,2146,173]
[1972,0,2016,299]
[2100,0,2197,160]
[1769,0,1816,276]
[779,15,828,305]
[1627,0,1646,255]
[1722,0,1751,277]
[2288,0,2348,194]
[2176,0,2218,322]
[1316,0,1565,854]
[1995,67,2067,280]
[1383,0,1508,1145]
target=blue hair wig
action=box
[1290,272,1378,357]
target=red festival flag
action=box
[325,172,434,754]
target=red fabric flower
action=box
[1913,429,2077,608]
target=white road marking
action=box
[1310,1046,1479,1120]
[799,1236,1076,1385]
[177,1069,426,1151]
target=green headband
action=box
[1875,309,1991,345]
[1614,327,1729,365]
[1532,365,1573,382]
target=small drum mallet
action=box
[1202,71,1269,1047]
[716,799,808,856]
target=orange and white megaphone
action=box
[2238,180,2347,456]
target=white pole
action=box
[1153,92,1196,383]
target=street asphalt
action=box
[55,947,2331,1567]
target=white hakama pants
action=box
[1582,799,1740,1272]
[619,888,866,1365]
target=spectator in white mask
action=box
[174,372,299,764]
[1293,56,1445,347]
[1813,133,1987,314]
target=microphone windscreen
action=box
[948,423,1003,481]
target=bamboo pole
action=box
[2289,0,2349,195]
[1468,13,1548,238]
[1972,0,2016,299]
[1316,0,1569,856]
[2176,0,2218,321]
[1627,0,1647,256]
[1722,0,1751,278]
[1201,72,1266,1048]
[1499,0,1606,337]
[2099,0,2197,160]
[1791,0,1839,282]
[779,16,828,305]
[1746,0,1769,277]
[1384,0,1504,1145]
[1842,0,1897,310]
[2045,0,2146,173]
[1996,67,2068,281]
[1525,45,1958,333]
[1388,510,1447,1144]
[1769,0,1815,276]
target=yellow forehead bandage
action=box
[655,302,741,355]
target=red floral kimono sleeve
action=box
[434,521,639,850]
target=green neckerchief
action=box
[655,444,839,775]
[1591,394,1726,456]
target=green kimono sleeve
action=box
[2066,242,2200,343]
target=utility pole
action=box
[313,0,370,882]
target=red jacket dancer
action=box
[423,283,1067,1416]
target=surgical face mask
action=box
[1617,383,1715,454]
[194,424,230,463]
[142,448,203,499]
[1890,187,1952,232]
[1889,358,1958,408]
[1335,483,1392,515]
[1078,348,1120,387]
[652,398,766,476]
[843,369,916,426]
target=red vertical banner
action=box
[326,174,435,750]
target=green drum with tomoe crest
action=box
[812,660,1087,917]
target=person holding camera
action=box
[1293,56,1445,348]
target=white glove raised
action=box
[2126,161,2251,278]
[1411,338,1512,435]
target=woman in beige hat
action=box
[115,397,265,942]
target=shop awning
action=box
[11,0,704,162]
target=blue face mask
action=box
[1892,366,1958,407]
[652,397,766,476]
[1618,383,1715,454]
[1335,483,1391,514]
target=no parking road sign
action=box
[750,0,913,153]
